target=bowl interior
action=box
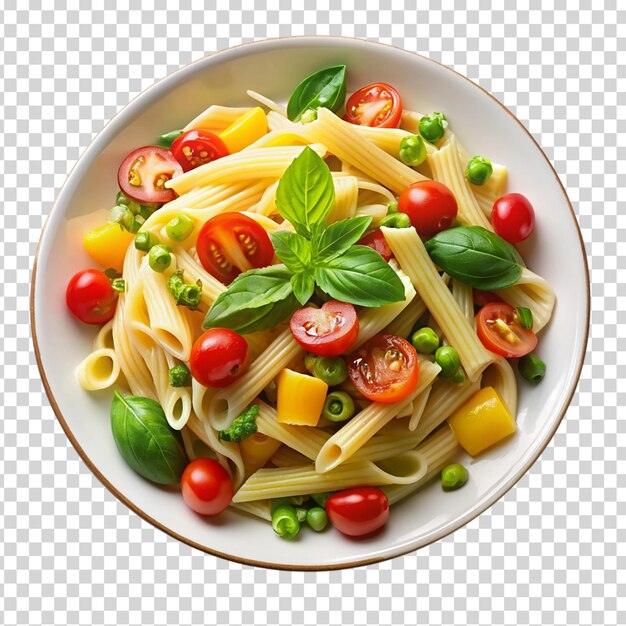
[33,37,588,569]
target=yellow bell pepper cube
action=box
[276,368,328,427]
[83,222,134,271]
[239,433,282,471]
[447,386,516,457]
[218,107,267,153]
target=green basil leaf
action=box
[275,146,335,237]
[314,245,405,307]
[203,265,300,333]
[287,65,347,122]
[290,272,316,305]
[110,391,188,485]
[269,231,312,273]
[424,226,524,290]
[312,215,372,262]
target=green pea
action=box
[306,507,328,532]
[380,213,411,229]
[134,231,157,252]
[435,345,461,378]
[399,134,427,166]
[168,364,190,387]
[419,112,447,143]
[311,492,332,508]
[441,463,468,491]
[387,201,399,214]
[304,352,319,374]
[411,327,440,355]
[312,356,348,386]
[148,244,172,273]
[518,353,546,383]
[322,391,355,423]
[271,505,300,540]
[465,155,493,186]
[166,214,194,241]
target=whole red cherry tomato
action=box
[398,180,458,238]
[66,269,118,325]
[181,458,233,516]
[491,193,535,243]
[190,328,249,388]
[344,83,403,128]
[476,302,537,358]
[170,129,229,173]
[326,487,390,537]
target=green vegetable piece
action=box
[166,270,202,308]
[419,112,447,143]
[166,214,194,241]
[271,504,300,540]
[287,65,347,122]
[139,203,159,220]
[518,353,546,383]
[399,134,427,166]
[387,201,398,214]
[169,364,191,387]
[465,155,493,185]
[424,226,524,290]
[134,231,157,252]
[157,129,183,148]
[295,507,308,523]
[313,357,348,386]
[262,379,278,405]
[148,244,172,273]
[311,492,332,508]
[218,405,259,443]
[322,391,356,423]
[300,109,318,124]
[451,368,466,384]
[441,463,468,491]
[304,353,318,374]
[306,506,329,532]
[515,306,533,330]
[110,391,188,485]
[110,205,136,233]
[411,327,440,354]
[104,268,126,293]
[435,345,461,378]
[380,213,411,229]
[116,191,141,215]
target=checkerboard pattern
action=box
[1,1,623,624]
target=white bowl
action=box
[32,37,589,570]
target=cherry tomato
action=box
[190,328,249,388]
[476,302,537,358]
[347,334,418,403]
[398,180,458,238]
[196,213,274,285]
[356,228,393,262]
[491,193,535,243]
[170,129,229,173]
[181,458,233,516]
[66,269,118,325]
[344,83,402,128]
[472,289,503,308]
[290,301,359,357]
[118,146,182,204]
[326,487,389,537]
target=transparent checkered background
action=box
[1,1,623,624]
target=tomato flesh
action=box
[196,213,274,285]
[118,146,182,204]
[181,458,233,516]
[170,129,229,173]
[347,334,418,403]
[492,193,535,243]
[356,228,393,262]
[344,83,402,128]
[66,269,118,325]
[476,302,537,358]
[398,180,458,238]
[290,301,359,357]
[326,487,389,537]
[190,328,249,388]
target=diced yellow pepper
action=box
[276,368,328,427]
[83,222,134,271]
[447,386,516,457]
[218,107,267,153]
[239,433,282,471]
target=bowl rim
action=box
[30,35,590,571]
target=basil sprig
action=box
[424,226,524,290]
[203,147,405,333]
[287,65,347,122]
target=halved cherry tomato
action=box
[290,301,359,357]
[398,180,458,238]
[181,458,233,516]
[356,228,393,262]
[347,334,418,403]
[344,83,402,128]
[326,487,389,537]
[190,328,249,388]
[196,213,274,285]
[492,193,535,243]
[66,269,118,325]
[118,146,182,204]
[472,289,503,308]
[170,129,229,172]
[476,302,537,358]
